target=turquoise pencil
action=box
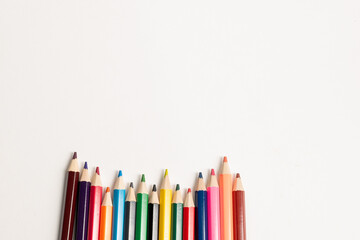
[112,170,126,240]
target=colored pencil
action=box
[75,162,91,240]
[183,188,195,240]
[171,184,183,240]
[112,170,126,240]
[159,169,172,240]
[60,152,80,240]
[219,157,233,240]
[100,187,113,240]
[147,185,159,240]
[135,174,149,240]
[195,172,208,240]
[88,167,103,240]
[232,174,246,240]
[124,182,137,240]
[207,169,220,240]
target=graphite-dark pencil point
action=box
[199,172,203,178]
[130,182,134,188]
[73,152,77,159]
[152,184,157,191]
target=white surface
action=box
[0,1,359,239]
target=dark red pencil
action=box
[233,173,246,240]
[183,188,195,240]
[60,152,80,240]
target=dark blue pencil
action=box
[195,172,208,240]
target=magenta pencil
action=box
[207,169,220,240]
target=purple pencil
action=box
[75,162,91,240]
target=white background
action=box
[0,0,359,239]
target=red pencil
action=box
[233,173,246,240]
[183,188,195,240]
[87,167,103,240]
[60,152,80,240]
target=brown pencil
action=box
[60,152,80,240]
[233,173,246,240]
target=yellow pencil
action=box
[159,169,172,240]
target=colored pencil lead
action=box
[223,156,228,162]
[130,182,134,188]
[96,167,100,175]
[141,174,145,182]
[188,188,191,193]
[118,170,123,177]
[106,187,110,193]
[152,184,157,191]
[73,152,77,159]
[236,173,240,178]
[211,169,215,175]
[164,169,168,177]
[84,161,88,169]
[199,172,203,178]
[176,184,180,191]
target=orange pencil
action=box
[100,187,113,240]
[219,156,233,240]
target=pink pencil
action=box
[207,169,220,240]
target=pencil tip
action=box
[164,169,168,177]
[199,172,203,178]
[96,167,100,175]
[176,184,180,190]
[84,162,88,169]
[188,188,191,193]
[152,184,157,191]
[141,174,145,182]
[130,182,134,188]
[118,170,122,177]
[223,156,228,162]
[211,169,215,175]
[106,187,110,192]
[236,173,240,178]
[73,152,77,159]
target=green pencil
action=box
[171,184,183,240]
[135,174,148,240]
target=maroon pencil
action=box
[60,152,80,240]
[233,173,246,240]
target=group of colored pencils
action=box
[60,153,246,240]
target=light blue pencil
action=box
[112,170,126,240]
